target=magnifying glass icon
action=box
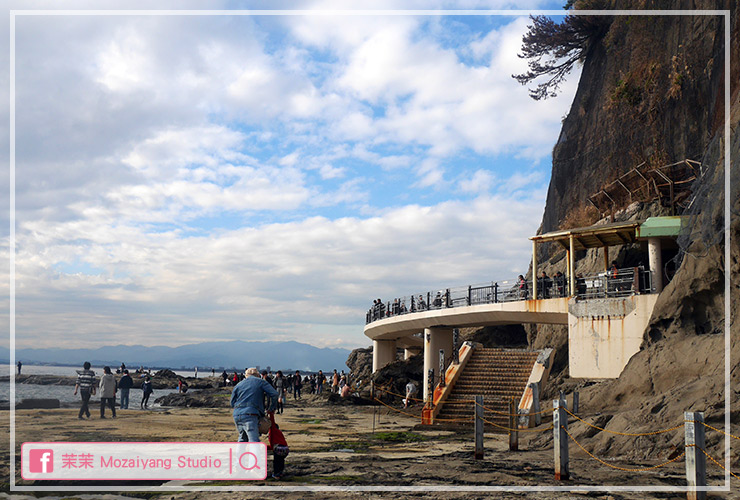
[238,452,261,471]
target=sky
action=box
[1,0,581,351]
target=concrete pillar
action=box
[422,327,454,401]
[648,237,664,293]
[569,234,576,296]
[372,339,397,373]
[404,347,421,360]
[603,245,609,271]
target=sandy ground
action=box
[1,394,737,499]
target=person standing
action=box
[16,361,22,375]
[141,376,153,409]
[331,369,340,394]
[99,366,117,418]
[194,366,198,378]
[274,371,286,414]
[316,370,324,395]
[73,361,96,420]
[293,370,302,399]
[118,369,133,409]
[230,367,278,442]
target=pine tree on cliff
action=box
[513,1,612,100]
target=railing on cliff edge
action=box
[366,267,654,324]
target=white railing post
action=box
[553,399,569,480]
[685,411,706,500]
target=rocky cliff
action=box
[531,1,739,466]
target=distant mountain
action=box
[0,340,351,372]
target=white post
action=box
[569,234,576,296]
[553,399,569,480]
[474,395,484,459]
[649,237,664,293]
[685,411,706,500]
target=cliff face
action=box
[541,0,734,235]
[532,2,739,463]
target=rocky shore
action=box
[3,392,734,499]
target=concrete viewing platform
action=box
[365,217,686,401]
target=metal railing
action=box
[365,268,654,324]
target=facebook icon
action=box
[29,449,53,473]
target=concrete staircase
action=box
[434,347,539,431]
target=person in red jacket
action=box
[267,412,289,479]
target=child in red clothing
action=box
[267,412,289,479]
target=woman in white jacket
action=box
[99,366,117,418]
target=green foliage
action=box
[371,431,425,443]
[513,3,612,100]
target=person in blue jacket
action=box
[230,367,278,442]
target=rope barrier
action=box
[480,416,553,433]
[698,421,740,440]
[372,397,423,420]
[689,444,740,480]
[563,408,684,437]
[563,427,686,472]
[476,400,555,418]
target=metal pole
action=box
[438,349,445,387]
[685,411,706,500]
[509,396,519,451]
[474,395,484,459]
[467,286,472,306]
[493,282,498,303]
[553,399,569,480]
[572,391,580,414]
[452,329,459,365]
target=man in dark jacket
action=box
[118,370,133,409]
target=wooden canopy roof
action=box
[530,220,643,251]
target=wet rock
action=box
[16,398,61,409]
[154,387,231,408]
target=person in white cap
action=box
[230,367,278,442]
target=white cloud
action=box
[459,169,496,194]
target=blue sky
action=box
[2,0,581,350]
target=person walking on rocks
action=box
[141,376,153,409]
[274,371,286,414]
[119,369,133,409]
[293,370,302,399]
[230,367,278,442]
[73,361,96,419]
[99,366,117,418]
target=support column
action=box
[603,245,610,271]
[404,347,421,360]
[532,240,538,300]
[569,234,576,296]
[372,339,397,373]
[648,237,664,293]
[422,327,454,401]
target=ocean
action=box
[0,363,187,407]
